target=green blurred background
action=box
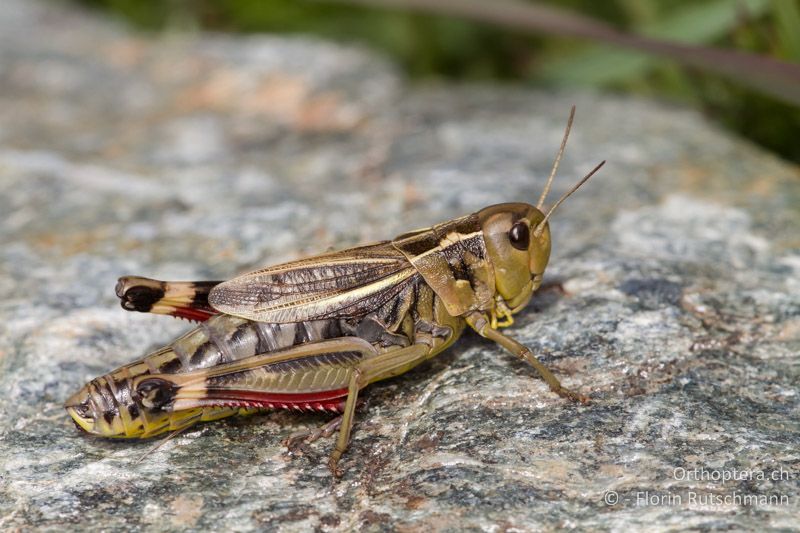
[75,0,800,163]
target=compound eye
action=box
[508,221,530,251]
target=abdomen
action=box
[67,279,466,438]
[67,315,354,437]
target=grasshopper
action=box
[65,107,604,475]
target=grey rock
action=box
[1,1,799,531]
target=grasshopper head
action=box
[477,156,604,314]
[477,107,604,316]
[478,203,551,312]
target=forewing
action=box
[209,242,418,323]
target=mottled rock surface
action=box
[1,1,799,531]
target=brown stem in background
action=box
[329,0,800,107]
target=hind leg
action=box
[327,343,434,476]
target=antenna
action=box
[537,105,576,209]
[533,160,606,238]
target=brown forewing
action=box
[208,241,420,323]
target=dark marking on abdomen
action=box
[189,341,223,367]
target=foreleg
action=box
[467,313,590,405]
